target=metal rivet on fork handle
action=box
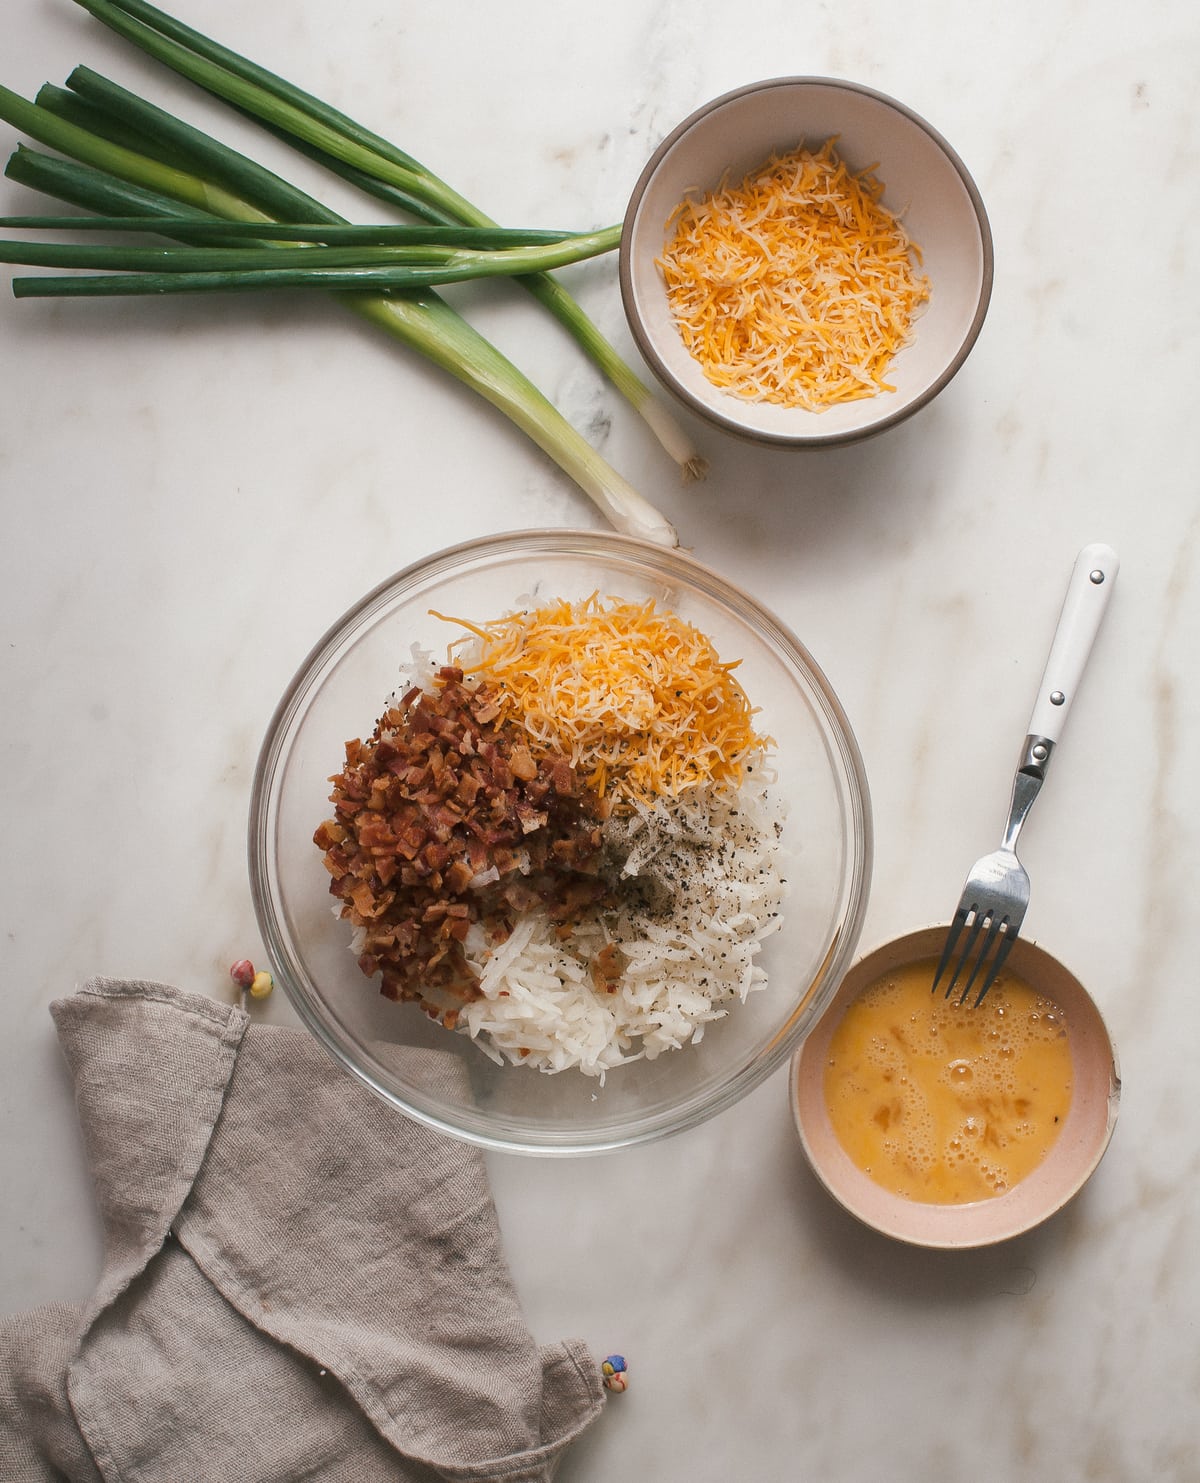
[931,543,1119,1008]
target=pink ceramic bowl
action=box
[790,926,1121,1247]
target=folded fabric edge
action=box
[173,1218,606,1480]
[48,978,249,1323]
[62,975,250,1036]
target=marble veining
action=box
[3,0,1199,1479]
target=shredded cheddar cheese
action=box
[658,139,930,410]
[437,594,768,806]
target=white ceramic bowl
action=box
[250,530,872,1154]
[790,926,1121,1247]
[620,77,993,447]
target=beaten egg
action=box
[822,959,1072,1204]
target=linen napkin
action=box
[0,978,607,1482]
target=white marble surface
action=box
[2,0,1199,1478]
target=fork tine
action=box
[946,909,987,1002]
[930,905,970,998]
[971,927,1017,1008]
[956,911,1005,1005]
[960,911,1025,1007]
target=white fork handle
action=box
[1027,542,1119,744]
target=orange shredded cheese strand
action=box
[658,139,930,410]
[439,595,768,806]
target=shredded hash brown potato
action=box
[461,781,787,1075]
[658,139,930,410]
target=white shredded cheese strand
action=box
[440,593,768,805]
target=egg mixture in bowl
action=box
[791,927,1121,1245]
[250,529,871,1154]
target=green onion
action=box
[0,225,620,282]
[69,0,706,480]
[352,288,679,545]
[5,143,223,222]
[0,81,262,220]
[0,84,677,545]
[8,262,608,296]
[0,215,580,247]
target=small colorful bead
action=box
[249,969,274,1000]
[230,959,256,990]
[601,1355,628,1392]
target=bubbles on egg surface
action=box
[945,1057,974,1086]
[864,1029,907,1083]
[975,1158,1010,1195]
[822,956,1073,1205]
[1026,997,1069,1043]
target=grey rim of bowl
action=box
[619,75,996,449]
[247,528,874,1155]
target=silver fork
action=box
[931,543,1119,1007]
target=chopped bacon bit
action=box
[509,745,538,781]
[591,941,629,993]
[313,820,347,850]
[314,667,609,1019]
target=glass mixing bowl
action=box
[249,529,872,1153]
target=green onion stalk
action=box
[0,216,585,246]
[68,0,706,482]
[0,75,678,545]
[0,228,624,291]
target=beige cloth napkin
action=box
[0,978,607,1482]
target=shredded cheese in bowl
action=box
[657,138,930,410]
